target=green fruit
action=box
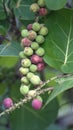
[35,47,45,56]
[28,30,37,41]
[28,90,36,97]
[31,42,39,50]
[21,29,29,37]
[20,85,29,95]
[39,26,48,36]
[36,35,45,44]
[36,96,43,102]
[30,75,41,85]
[38,0,45,7]
[21,58,31,67]
[30,3,40,12]
[19,51,26,59]
[32,22,41,32]
[30,64,37,72]
[24,47,33,56]
[21,76,29,85]
[19,67,29,75]
[27,72,34,79]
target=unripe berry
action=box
[28,30,37,41]
[27,24,32,30]
[35,47,45,56]
[30,64,37,72]
[3,98,13,109]
[39,8,48,16]
[39,26,48,36]
[20,85,29,95]
[36,96,43,102]
[31,42,39,50]
[37,62,45,71]
[24,47,33,56]
[38,0,45,7]
[28,90,36,97]
[21,76,29,85]
[36,35,45,44]
[32,22,41,32]
[19,67,29,75]
[32,99,42,110]
[31,54,43,64]
[30,75,41,85]
[21,58,31,67]
[30,3,40,12]
[27,72,34,79]
[21,38,32,47]
[19,51,26,59]
[21,29,29,37]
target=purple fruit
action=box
[21,38,32,47]
[3,98,13,109]
[37,62,45,71]
[32,99,42,110]
[31,54,43,64]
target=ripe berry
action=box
[32,22,41,32]
[31,54,43,64]
[39,26,48,36]
[21,76,29,85]
[21,29,29,37]
[37,62,45,71]
[38,0,45,7]
[24,47,33,56]
[35,47,45,56]
[30,75,41,85]
[28,30,37,41]
[19,51,26,59]
[39,8,48,16]
[30,64,37,72]
[30,3,40,12]
[21,58,31,67]
[31,42,39,50]
[27,24,32,30]
[21,38,32,47]
[27,72,34,79]
[36,35,45,44]
[3,98,13,109]
[32,99,42,110]
[20,85,29,95]
[19,67,29,75]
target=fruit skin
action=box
[21,29,29,37]
[35,47,45,56]
[36,96,43,102]
[38,0,45,7]
[21,76,29,85]
[27,24,32,30]
[36,35,45,44]
[31,42,39,50]
[24,47,33,56]
[32,22,41,32]
[28,90,36,97]
[32,99,42,110]
[30,75,41,85]
[19,67,29,75]
[30,3,40,12]
[28,30,37,41]
[20,85,29,95]
[30,64,37,72]
[27,72,34,79]
[3,98,13,109]
[19,51,26,59]
[21,38,32,47]
[39,8,48,16]
[31,54,43,64]
[21,58,31,67]
[37,62,45,71]
[39,26,48,36]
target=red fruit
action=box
[21,38,32,47]
[3,98,13,109]
[32,99,42,110]
[31,54,43,64]
[39,8,48,16]
[37,62,45,71]
[27,24,32,30]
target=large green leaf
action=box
[45,0,67,10]
[43,9,73,73]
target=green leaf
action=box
[0,5,6,20]
[46,124,62,130]
[45,0,67,10]
[0,26,6,35]
[43,9,73,73]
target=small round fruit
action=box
[39,26,48,36]
[21,58,31,67]
[21,29,29,37]
[21,76,29,85]
[20,85,29,95]
[32,99,42,110]
[30,3,40,12]
[32,22,41,32]
[39,8,48,16]
[21,38,32,47]
[24,47,33,56]
[31,42,39,50]
[19,67,29,75]
[31,54,43,64]
[37,62,45,71]
[36,96,43,102]
[27,72,34,79]
[19,51,26,59]
[30,64,37,72]
[28,90,36,97]
[3,98,13,109]
[36,35,45,44]
[35,47,45,56]
[27,24,32,30]
[30,75,41,85]
[38,0,45,7]
[28,30,37,41]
